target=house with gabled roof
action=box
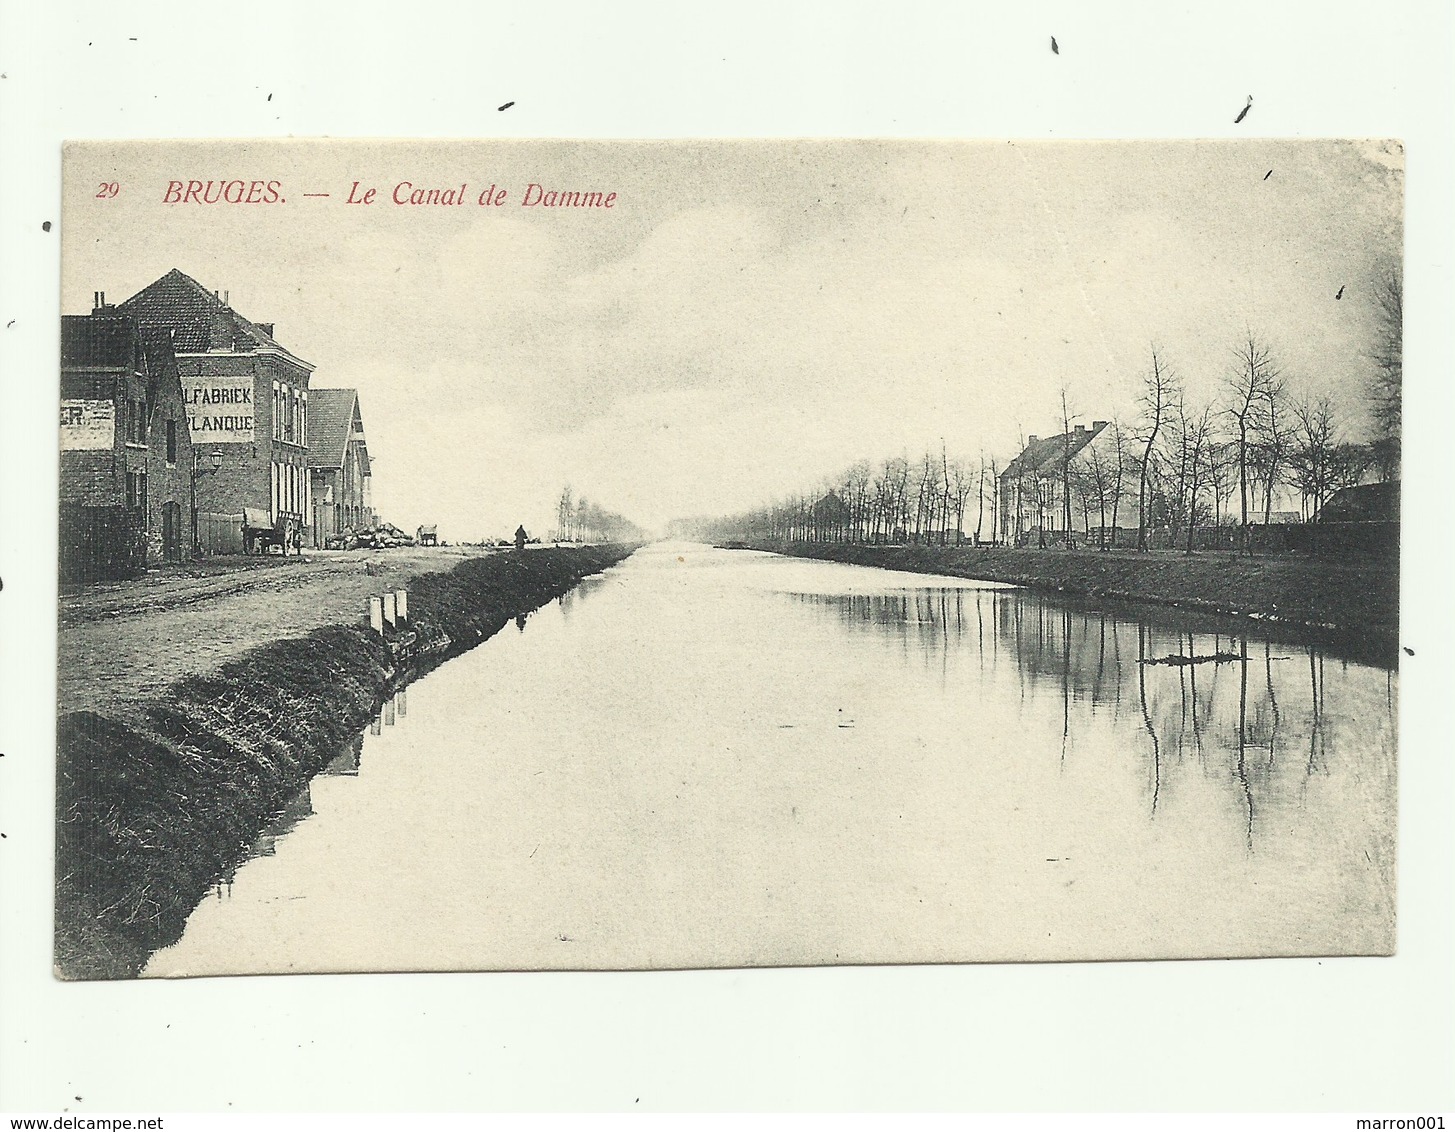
[116,268,315,550]
[306,387,374,546]
[60,308,194,577]
[999,420,1140,547]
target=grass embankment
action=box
[747,541,1398,642]
[55,545,635,980]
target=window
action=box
[166,420,177,465]
[301,390,308,447]
[126,471,148,515]
[272,382,282,441]
[129,398,148,444]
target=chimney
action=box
[1074,424,1087,434]
[222,290,230,307]
[1027,435,1038,445]
[256,322,274,338]
[1093,420,1108,431]
[92,291,110,314]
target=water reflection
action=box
[222,688,411,888]
[151,545,1396,975]
[787,587,1397,853]
[322,734,364,777]
[557,574,611,620]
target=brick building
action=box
[60,309,195,579]
[117,269,316,550]
[306,388,374,545]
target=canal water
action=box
[145,543,1397,976]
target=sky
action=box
[62,138,1403,538]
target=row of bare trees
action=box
[1131,333,1382,553]
[690,446,1004,547]
[693,311,1396,552]
[553,485,646,544]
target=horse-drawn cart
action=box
[243,507,299,555]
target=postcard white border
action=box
[2,0,1452,1113]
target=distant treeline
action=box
[553,485,646,543]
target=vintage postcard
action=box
[56,138,1401,979]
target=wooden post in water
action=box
[368,596,384,636]
[382,591,396,630]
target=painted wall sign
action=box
[183,376,255,442]
[60,399,115,450]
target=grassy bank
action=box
[55,545,636,980]
[744,541,1398,643]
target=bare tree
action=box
[990,456,1001,545]
[1078,437,1116,549]
[1058,388,1081,546]
[844,460,872,543]
[556,484,575,541]
[1136,348,1178,551]
[1288,396,1349,518]
[1148,396,1216,554]
[1107,419,1132,547]
[1369,269,1402,481]
[948,456,975,545]
[1226,332,1281,551]
[973,454,990,545]
[1250,379,1293,526]
[1207,439,1238,530]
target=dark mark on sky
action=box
[1234,96,1253,124]
[1336,285,1345,300]
[1403,646,1414,657]
[1051,36,1059,54]
[267,93,273,101]
[42,221,52,232]
[1264,169,1273,180]
[498,101,515,111]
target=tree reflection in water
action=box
[786,586,1396,854]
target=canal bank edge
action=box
[739,541,1398,652]
[54,544,638,981]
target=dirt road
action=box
[58,546,494,723]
